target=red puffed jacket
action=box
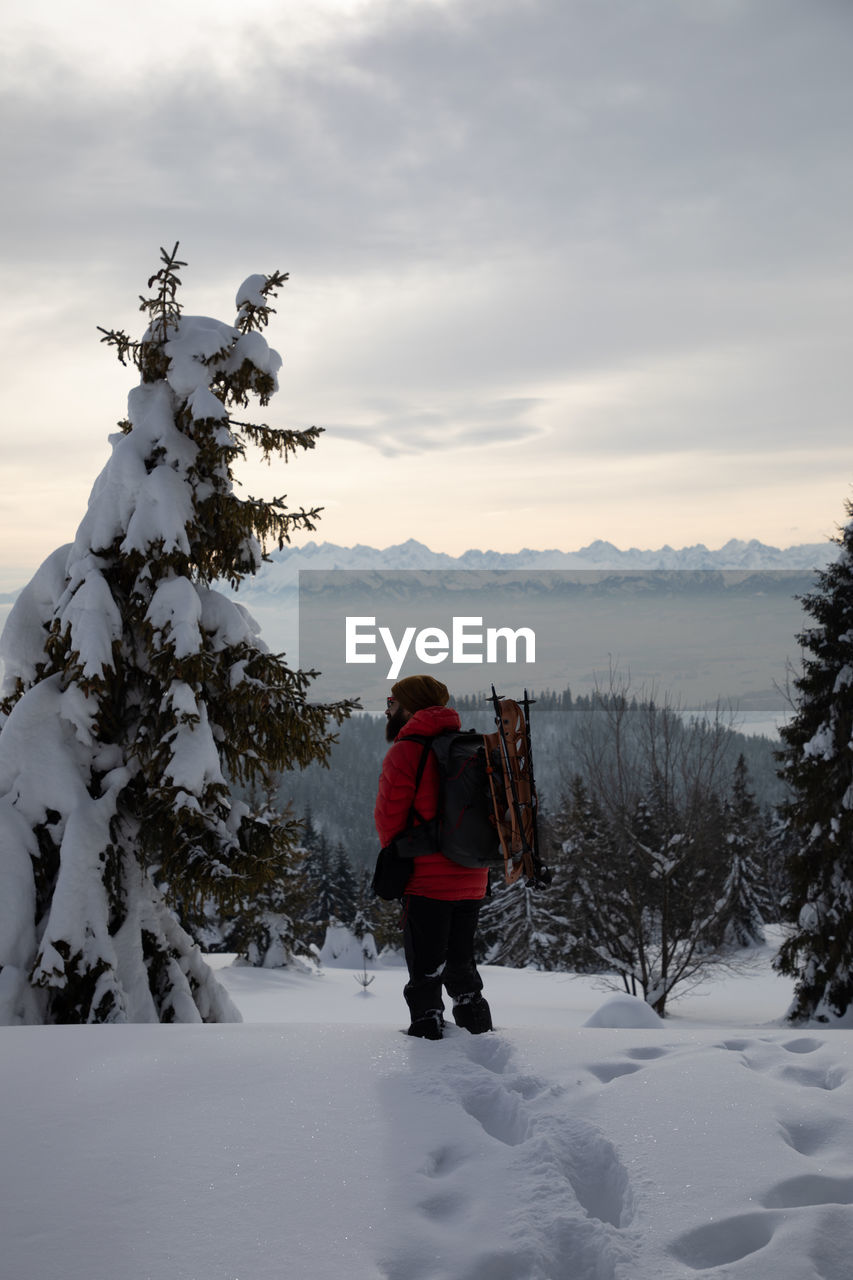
[374,704,489,901]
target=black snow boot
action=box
[452,994,493,1034]
[407,1010,444,1040]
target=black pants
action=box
[402,895,485,1023]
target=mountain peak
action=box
[241,537,836,600]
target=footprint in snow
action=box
[778,1115,839,1157]
[533,1116,635,1230]
[781,1037,825,1055]
[716,1035,844,1091]
[408,1034,636,1280]
[421,1144,469,1179]
[587,1042,677,1082]
[458,1077,531,1146]
[625,1045,670,1061]
[762,1172,853,1209]
[455,1040,636,1231]
[460,1034,514,1076]
[777,1062,847,1091]
[671,1206,853,1280]
[588,1061,643,1084]
[669,1210,782,1271]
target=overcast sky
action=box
[1,0,851,589]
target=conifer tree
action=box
[558,775,634,981]
[0,245,354,1023]
[221,783,314,968]
[351,866,380,943]
[479,876,568,970]
[763,813,797,923]
[364,884,406,956]
[303,829,335,945]
[479,817,567,972]
[713,755,769,948]
[300,806,322,857]
[775,503,853,1020]
[329,843,358,925]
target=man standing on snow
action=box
[374,674,493,1040]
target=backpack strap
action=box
[400,728,459,831]
[403,734,432,826]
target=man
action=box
[374,674,493,1040]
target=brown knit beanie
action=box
[391,674,450,713]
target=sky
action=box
[2,0,852,590]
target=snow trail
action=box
[378,1028,636,1280]
[4,953,853,1279]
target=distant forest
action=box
[278,687,786,870]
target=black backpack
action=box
[402,729,504,870]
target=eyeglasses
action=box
[386,696,398,708]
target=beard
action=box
[385,706,409,742]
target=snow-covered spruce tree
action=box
[329,843,358,924]
[762,812,798,923]
[219,782,315,968]
[351,866,381,943]
[478,875,569,970]
[712,755,770,949]
[557,775,635,981]
[775,504,853,1021]
[303,826,354,946]
[303,832,331,934]
[479,818,568,972]
[0,245,354,1023]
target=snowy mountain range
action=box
[0,538,834,606]
[241,536,835,599]
[225,537,827,715]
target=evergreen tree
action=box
[221,784,314,968]
[224,842,314,969]
[303,829,335,945]
[775,503,853,1020]
[713,755,769,948]
[479,873,568,971]
[362,880,405,956]
[351,867,378,944]
[300,806,322,858]
[762,812,797,923]
[329,843,358,925]
[0,245,354,1023]
[558,775,637,983]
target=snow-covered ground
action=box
[3,929,852,1280]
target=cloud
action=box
[325,395,547,455]
[5,0,851,278]
[0,0,851,575]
